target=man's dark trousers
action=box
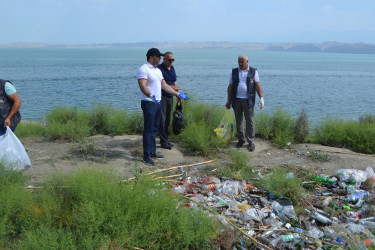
[158,95,173,145]
[141,100,161,159]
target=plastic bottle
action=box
[202,183,218,191]
[302,183,315,190]
[332,188,347,195]
[346,190,370,203]
[359,220,375,230]
[317,192,333,196]
[314,175,335,184]
[311,211,332,224]
[269,233,303,248]
[215,196,228,206]
[322,197,332,207]
[364,238,375,247]
[271,201,297,220]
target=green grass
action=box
[174,101,228,156]
[14,121,45,138]
[255,108,297,148]
[14,102,375,154]
[0,167,220,249]
[311,117,375,154]
[260,167,305,204]
[15,104,143,141]
[229,149,249,172]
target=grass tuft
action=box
[260,167,305,204]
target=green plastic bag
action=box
[214,109,235,141]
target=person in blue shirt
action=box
[157,52,180,149]
[0,79,22,136]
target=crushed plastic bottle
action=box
[269,233,304,248]
[346,190,370,203]
[271,201,297,221]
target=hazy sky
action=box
[2,0,375,44]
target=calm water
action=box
[1,48,374,124]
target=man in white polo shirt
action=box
[225,54,264,152]
[137,48,190,165]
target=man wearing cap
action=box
[0,79,22,136]
[137,48,190,166]
[225,54,264,152]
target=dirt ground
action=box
[21,135,375,185]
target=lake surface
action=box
[1,48,374,125]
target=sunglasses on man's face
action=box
[167,59,175,62]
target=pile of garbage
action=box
[172,166,375,249]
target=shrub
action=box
[313,117,375,154]
[0,168,219,249]
[175,101,227,156]
[261,167,305,204]
[229,149,249,172]
[14,121,45,139]
[255,108,296,148]
[0,164,31,246]
[294,109,309,143]
[44,106,91,141]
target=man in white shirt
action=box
[137,48,190,165]
[225,54,264,152]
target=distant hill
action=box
[1,41,375,54]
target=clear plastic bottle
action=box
[359,220,375,230]
[271,201,297,220]
[269,233,303,248]
[311,211,332,224]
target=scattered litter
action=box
[169,163,375,249]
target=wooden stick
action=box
[122,160,214,182]
[154,174,183,180]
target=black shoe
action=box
[167,142,174,147]
[236,141,244,148]
[151,153,164,159]
[142,157,155,165]
[248,143,255,152]
[161,143,172,150]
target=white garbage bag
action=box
[0,127,31,171]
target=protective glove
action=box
[178,92,190,100]
[258,97,264,109]
[150,95,160,104]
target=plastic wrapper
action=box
[335,169,369,185]
[214,109,235,141]
[0,127,31,171]
[242,208,264,222]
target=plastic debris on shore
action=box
[169,165,375,249]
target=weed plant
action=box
[14,121,45,139]
[0,168,219,249]
[308,150,330,162]
[260,167,305,204]
[255,108,296,148]
[313,117,375,154]
[294,109,309,143]
[45,106,91,140]
[17,104,143,141]
[0,164,31,246]
[175,101,228,156]
[229,149,248,172]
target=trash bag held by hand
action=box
[172,101,184,135]
[0,127,31,171]
[214,109,235,141]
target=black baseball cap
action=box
[146,48,165,57]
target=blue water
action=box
[1,48,374,125]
